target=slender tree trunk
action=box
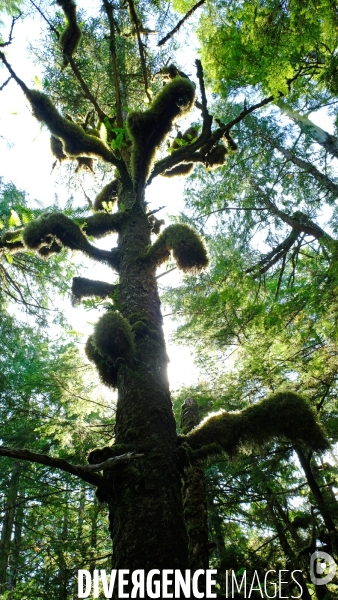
[277,103,338,159]
[296,447,338,559]
[0,462,22,594]
[8,485,24,590]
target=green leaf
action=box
[8,209,21,228]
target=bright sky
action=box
[0,8,199,390]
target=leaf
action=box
[34,75,43,90]
[5,253,13,264]
[8,209,21,228]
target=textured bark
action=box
[104,186,188,586]
[181,398,209,572]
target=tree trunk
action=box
[106,188,188,582]
[296,447,338,559]
[0,462,22,594]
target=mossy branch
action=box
[127,77,196,186]
[0,230,25,253]
[77,211,126,238]
[22,212,120,268]
[71,277,118,304]
[181,392,329,457]
[146,224,208,273]
[0,53,124,169]
[57,0,82,67]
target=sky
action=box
[0,6,199,390]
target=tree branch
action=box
[102,0,124,128]
[82,452,144,472]
[67,55,107,122]
[261,133,338,197]
[71,276,118,303]
[0,13,21,47]
[0,446,104,487]
[157,0,207,46]
[181,392,328,458]
[246,229,301,275]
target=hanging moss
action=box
[75,157,94,172]
[182,391,328,456]
[85,335,118,388]
[87,443,134,465]
[57,0,82,67]
[38,240,63,257]
[292,514,312,530]
[147,223,208,273]
[162,163,194,178]
[148,215,165,235]
[127,78,195,182]
[23,212,89,253]
[93,311,135,363]
[93,180,118,212]
[206,144,228,168]
[223,130,238,152]
[50,135,67,161]
[24,89,114,161]
[0,230,24,253]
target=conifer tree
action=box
[0,0,331,593]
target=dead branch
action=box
[158,0,207,47]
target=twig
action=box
[127,0,151,101]
[68,56,107,121]
[0,76,12,91]
[29,0,60,38]
[0,13,21,47]
[158,0,207,46]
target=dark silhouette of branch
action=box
[0,13,21,47]
[158,0,207,46]
[102,0,124,128]
[127,0,151,101]
[29,0,60,38]
[0,76,12,91]
[67,56,107,122]
[246,229,301,275]
[0,446,104,487]
[71,276,118,303]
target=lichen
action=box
[127,77,195,183]
[93,311,135,363]
[147,223,208,273]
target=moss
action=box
[93,311,135,363]
[162,163,194,178]
[183,391,328,456]
[57,0,82,67]
[87,444,133,465]
[292,514,312,530]
[127,78,195,183]
[75,157,94,172]
[93,180,118,212]
[50,135,67,161]
[77,211,125,238]
[0,230,24,253]
[148,215,165,234]
[85,335,118,388]
[206,144,228,168]
[22,212,89,253]
[38,240,63,257]
[223,131,238,152]
[24,89,114,161]
[147,223,208,273]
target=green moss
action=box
[22,212,89,253]
[147,223,208,273]
[93,180,118,212]
[85,334,118,388]
[93,311,135,363]
[50,135,67,161]
[223,131,238,152]
[183,391,329,456]
[57,0,82,67]
[25,89,114,161]
[77,211,126,238]
[87,444,133,465]
[292,514,311,530]
[127,78,195,183]
[162,163,194,178]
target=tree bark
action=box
[0,462,22,594]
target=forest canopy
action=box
[0,0,337,598]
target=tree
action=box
[0,0,331,595]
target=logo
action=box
[310,551,336,585]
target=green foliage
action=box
[93,179,118,212]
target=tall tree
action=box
[0,0,331,595]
